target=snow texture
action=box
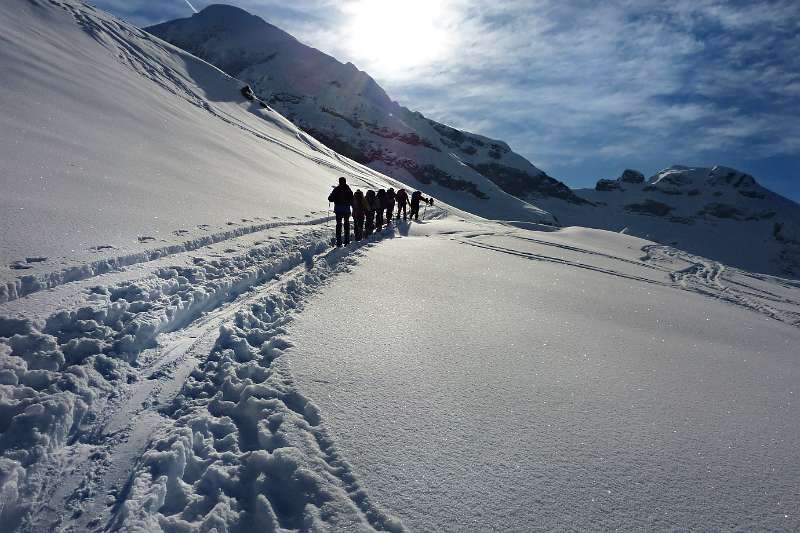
[536,165,800,278]
[287,219,800,531]
[2,1,800,532]
[0,0,406,301]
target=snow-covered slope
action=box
[0,0,421,304]
[145,7,799,280]
[145,5,570,224]
[534,166,800,278]
[2,1,800,532]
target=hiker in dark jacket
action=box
[328,177,354,246]
[375,189,386,229]
[409,190,431,221]
[352,189,369,241]
[385,188,396,226]
[395,188,409,220]
[365,189,377,236]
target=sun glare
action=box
[344,0,450,78]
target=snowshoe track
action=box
[0,217,404,531]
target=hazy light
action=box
[343,0,451,79]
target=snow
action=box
[145,5,563,226]
[286,220,800,531]
[0,0,400,302]
[535,166,800,278]
[2,1,800,531]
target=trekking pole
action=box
[423,200,428,219]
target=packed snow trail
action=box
[0,219,413,531]
[3,216,800,531]
[286,220,800,531]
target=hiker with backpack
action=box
[328,177,354,246]
[364,189,377,236]
[375,189,387,230]
[385,188,396,226]
[395,188,409,220]
[352,189,369,241]
[410,190,431,220]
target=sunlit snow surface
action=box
[287,219,800,531]
[3,1,800,531]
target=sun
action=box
[343,0,450,78]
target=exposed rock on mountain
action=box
[146,4,582,224]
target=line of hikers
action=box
[328,177,433,246]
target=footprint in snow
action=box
[90,245,115,252]
[9,256,49,269]
[172,229,190,236]
[137,236,156,243]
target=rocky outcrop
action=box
[619,169,645,184]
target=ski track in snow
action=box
[456,231,800,329]
[0,216,405,532]
[1,215,334,304]
[2,216,800,531]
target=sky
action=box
[91,0,800,201]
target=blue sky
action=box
[92,0,800,202]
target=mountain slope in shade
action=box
[534,165,800,278]
[146,4,573,224]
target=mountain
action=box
[146,4,577,224]
[147,6,800,280]
[532,165,800,277]
[2,2,800,532]
[0,0,413,303]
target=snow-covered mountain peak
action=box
[533,164,800,277]
[147,7,586,223]
[649,165,760,191]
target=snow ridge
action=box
[146,5,564,225]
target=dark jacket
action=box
[329,183,354,213]
[352,190,368,218]
[365,190,377,212]
[396,189,409,206]
[376,189,387,209]
[386,188,396,206]
[411,191,430,207]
